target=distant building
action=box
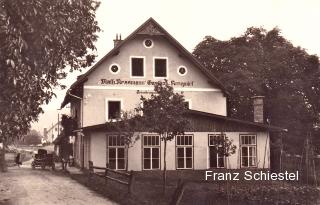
[61,18,285,171]
[44,122,63,143]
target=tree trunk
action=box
[0,138,8,172]
[163,138,167,194]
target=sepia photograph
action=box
[0,0,320,204]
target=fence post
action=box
[105,163,109,184]
[88,161,93,180]
[128,170,135,194]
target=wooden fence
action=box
[88,161,135,194]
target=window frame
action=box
[240,134,257,168]
[109,63,121,74]
[130,56,145,78]
[177,65,188,76]
[105,98,123,122]
[208,134,226,168]
[175,135,194,170]
[153,57,168,79]
[184,99,192,109]
[142,134,161,170]
[143,39,154,48]
[106,135,126,170]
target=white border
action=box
[105,98,123,122]
[130,56,146,78]
[153,57,168,79]
[109,63,121,75]
[177,66,188,76]
[143,39,154,48]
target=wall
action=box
[88,131,270,171]
[82,35,226,127]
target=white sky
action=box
[31,0,320,133]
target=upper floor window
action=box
[154,58,167,78]
[143,39,153,48]
[131,57,144,77]
[106,99,122,121]
[109,64,120,74]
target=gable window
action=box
[106,100,121,121]
[176,135,193,169]
[154,58,167,78]
[177,66,187,76]
[143,135,160,170]
[131,57,144,77]
[107,135,126,170]
[209,134,225,168]
[109,64,120,74]
[240,135,257,167]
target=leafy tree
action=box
[193,27,320,154]
[137,80,190,193]
[0,0,100,172]
[20,129,41,145]
[107,110,143,170]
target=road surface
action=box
[0,160,118,205]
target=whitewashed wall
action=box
[88,131,270,171]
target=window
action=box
[107,135,126,170]
[184,100,191,109]
[240,135,257,167]
[154,58,167,78]
[209,134,225,168]
[107,100,121,121]
[131,57,144,77]
[109,64,120,74]
[176,135,193,169]
[177,66,187,76]
[143,39,153,48]
[143,135,160,170]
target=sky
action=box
[31,0,320,133]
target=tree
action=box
[107,110,143,170]
[193,27,320,154]
[20,129,41,145]
[0,0,101,172]
[137,80,190,194]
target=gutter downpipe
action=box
[67,89,84,169]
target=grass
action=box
[66,169,320,205]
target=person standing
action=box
[15,152,22,167]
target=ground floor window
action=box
[107,135,126,170]
[176,135,193,169]
[240,134,257,167]
[209,134,225,168]
[143,135,160,170]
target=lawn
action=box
[68,169,320,205]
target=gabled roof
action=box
[61,18,228,108]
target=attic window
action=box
[178,66,187,76]
[109,64,120,74]
[144,39,153,48]
[154,58,167,78]
[131,57,144,77]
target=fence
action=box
[281,153,320,185]
[88,161,135,194]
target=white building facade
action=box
[61,18,284,171]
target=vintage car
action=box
[31,149,55,170]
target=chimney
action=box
[113,33,123,47]
[252,96,264,123]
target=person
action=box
[15,152,22,167]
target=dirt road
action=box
[0,160,118,205]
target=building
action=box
[61,18,285,171]
[44,122,62,144]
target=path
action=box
[0,160,118,205]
